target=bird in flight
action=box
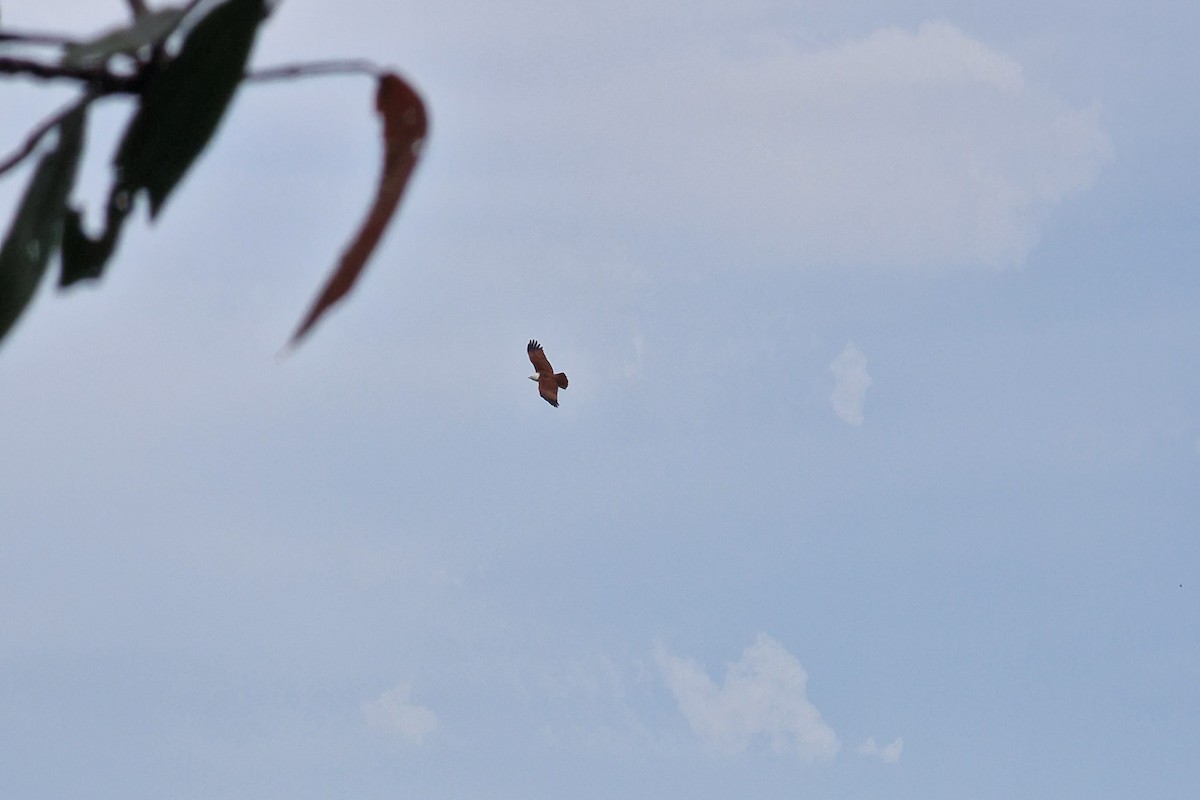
[527,340,569,407]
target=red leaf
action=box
[288,72,427,347]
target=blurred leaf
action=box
[288,73,428,347]
[62,7,186,68]
[59,188,132,287]
[115,0,267,218]
[0,104,87,344]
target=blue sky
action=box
[2,1,1198,798]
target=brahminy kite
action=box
[528,340,569,407]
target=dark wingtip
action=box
[528,339,542,352]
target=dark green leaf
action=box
[115,0,267,218]
[0,103,87,345]
[59,188,132,287]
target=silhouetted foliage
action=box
[0,0,427,348]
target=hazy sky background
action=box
[2,2,1198,798]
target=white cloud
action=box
[361,684,438,744]
[554,20,1111,270]
[859,735,904,763]
[655,633,840,759]
[830,342,872,425]
[881,737,904,763]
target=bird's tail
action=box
[555,373,568,389]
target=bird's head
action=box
[528,373,541,382]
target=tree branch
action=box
[245,58,384,83]
[0,94,91,178]
[0,31,81,47]
[0,56,141,92]
[2,48,381,179]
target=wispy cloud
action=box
[830,342,872,425]
[859,735,904,763]
[361,684,438,744]
[654,634,840,759]
[529,20,1111,271]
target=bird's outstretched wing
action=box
[538,378,560,406]
[527,339,554,374]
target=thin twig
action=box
[0,56,141,92]
[0,30,81,47]
[0,94,90,178]
[245,58,383,83]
